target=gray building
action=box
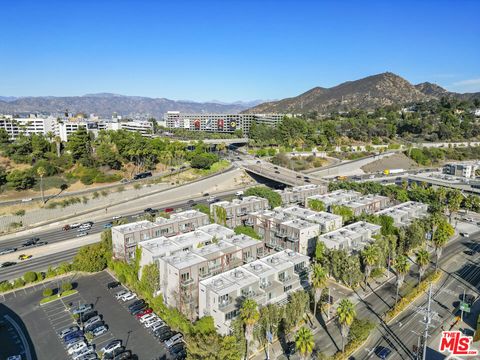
[211,196,269,228]
[275,184,328,206]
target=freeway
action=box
[0,248,79,282]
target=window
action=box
[225,310,238,321]
[180,273,190,282]
[284,285,292,292]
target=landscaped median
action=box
[40,289,78,305]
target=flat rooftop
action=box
[192,240,238,259]
[228,234,261,249]
[197,224,235,239]
[171,230,213,248]
[112,220,157,234]
[163,252,206,270]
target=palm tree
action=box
[240,298,259,360]
[54,136,62,157]
[394,255,411,303]
[37,166,46,204]
[337,298,356,352]
[416,249,430,284]
[295,327,315,360]
[311,263,327,319]
[361,245,379,286]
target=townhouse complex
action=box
[318,221,382,253]
[375,201,429,226]
[307,190,390,215]
[275,183,328,205]
[443,162,479,178]
[199,249,309,334]
[210,196,270,228]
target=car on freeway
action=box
[78,225,91,231]
[464,249,475,256]
[207,196,216,203]
[0,248,17,255]
[112,215,122,220]
[144,207,154,213]
[90,325,108,337]
[36,241,48,246]
[203,193,210,197]
[164,207,174,213]
[305,179,311,183]
[1,261,16,268]
[101,340,122,354]
[58,325,79,338]
[461,232,470,237]
[63,224,71,231]
[72,304,93,315]
[77,232,89,237]
[104,223,113,229]
[165,333,183,348]
[18,254,32,260]
[374,346,392,359]
[107,281,121,289]
[70,223,81,228]
[135,308,153,319]
[22,238,39,247]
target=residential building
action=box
[112,210,209,260]
[198,249,309,334]
[443,162,478,178]
[0,114,57,139]
[318,221,381,253]
[281,206,343,233]
[275,184,328,205]
[165,111,287,135]
[307,190,389,215]
[119,120,154,136]
[249,209,320,255]
[211,196,269,228]
[375,201,428,226]
[307,190,362,210]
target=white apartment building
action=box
[275,184,328,206]
[198,249,309,334]
[375,201,429,226]
[443,162,478,179]
[165,111,287,136]
[281,206,343,233]
[307,190,362,209]
[119,120,154,136]
[248,209,320,255]
[112,210,209,261]
[318,221,381,254]
[211,196,269,228]
[0,115,57,139]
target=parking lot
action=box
[0,271,169,360]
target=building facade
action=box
[443,162,478,178]
[211,196,270,228]
[275,184,328,206]
[318,221,381,254]
[375,201,428,226]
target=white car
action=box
[207,196,216,203]
[121,292,136,301]
[83,315,101,328]
[235,191,244,196]
[112,215,122,220]
[150,320,166,332]
[139,313,156,324]
[58,325,79,338]
[68,341,87,355]
[101,340,122,354]
[76,232,88,237]
[144,317,161,328]
[70,223,81,228]
[72,346,94,360]
[165,333,183,348]
[90,325,108,337]
[115,290,128,299]
[66,339,85,350]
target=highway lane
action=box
[0,248,79,282]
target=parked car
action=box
[58,325,79,338]
[72,304,93,315]
[0,248,17,255]
[101,340,122,354]
[72,345,95,360]
[145,317,161,328]
[139,313,157,323]
[115,289,128,299]
[18,254,32,260]
[83,315,101,328]
[1,262,17,267]
[121,292,136,301]
[75,353,98,360]
[103,347,126,360]
[68,341,88,355]
[130,304,148,315]
[164,207,174,213]
[165,333,183,348]
[111,350,132,360]
[207,196,215,203]
[127,299,145,309]
[78,311,98,324]
[155,328,175,341]
[169,342,186,356]
[112,215,122,220]
[135,308,153,319]
[66,338,86,349]
[63,330,84,342]
[285,341,296,356]
[150,320,166,332]
[90,325,108,337]
[107,281,121,289]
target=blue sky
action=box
[1,0,479,102]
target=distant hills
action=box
[0,93,263,117]
[244,72,480,114]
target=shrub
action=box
[23,271,37,283]
[13,278,25,288]
[43,288,53,297]
[14,209,26,216]
[0,281,13,292]
[61,282,73,292]
[234,226,261,240]
[118,274,126,284]
[190,153,219,169]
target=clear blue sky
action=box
[1,0,479,102]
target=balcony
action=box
[199,271,211,280]
[265,242,276,249]
[275,232,287,239]
[286,235,298,242]
[260,281,272,290]
[244,220,254,226]
[243,256,255,264]
[226,214,233,219]
[180,278,194,287]
[209,263,222,271]
[219,298,233,309]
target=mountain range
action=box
[0,94,264,118]
[244,72,480,114]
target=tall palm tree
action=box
[37,166,46,204]
[54,136,62,157]
[240,298,259,360]
[337,298,356,352]
[295,327,315,360]
[416,249,430,284]
[394,255,411,303]
[361,245,379,286]
[311,263,327,318]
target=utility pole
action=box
[461,289,466,322]
[422,284,433,360]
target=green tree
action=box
[190,153,219,169]
[240,299,260,360]
[234,226,261,240]
[432,218,454,269]
[416,249,430,284]
[331,205,354,223]
[337,298,356,352]
[139,264,160,295]
[72,243,108,272]
[307,199,325,212]
[257,304,283,352]
[0,166,7,187]
[37,166,46,204]
[244,186,282,208]
[42,288,53,297]
[67,127,93,165]
[283,290,309,335]
[23,271,37,283]
[394,255,411,303]
[311,263,327,318]
[6,170,35,191]
[295,327,315,360]
[446,189,463,223]
[314,241,326,263]
[361,245,379,285]
[186,332,241,360]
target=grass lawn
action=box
[40,289,78,305]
